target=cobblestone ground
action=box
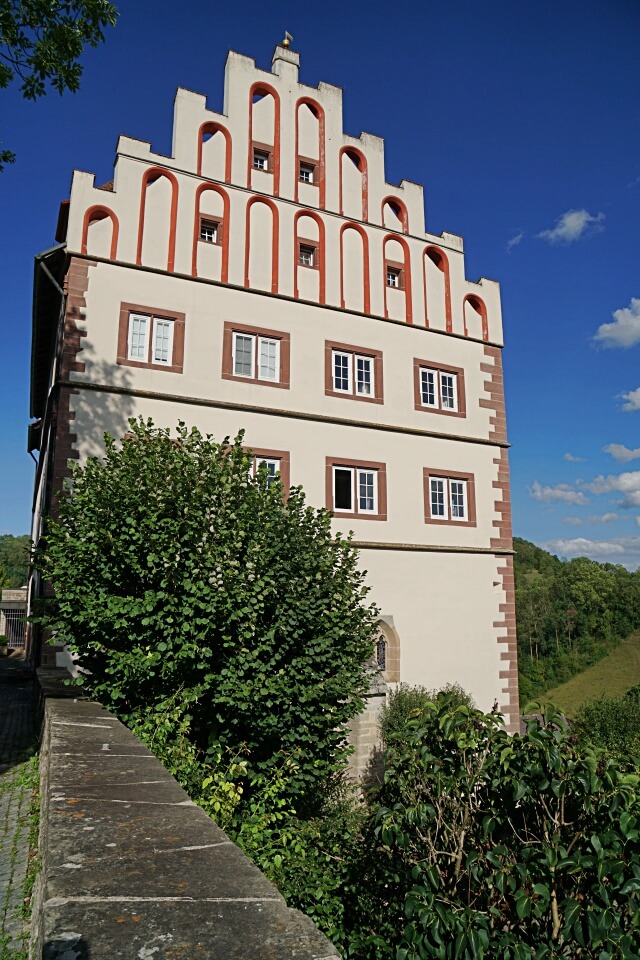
[0,659,36,960]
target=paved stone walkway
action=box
[0,658,36,959]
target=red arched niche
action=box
[423,245,452,332]
[293,210,326,304]
[197,121,232,182]
[244,195,279,294]
[463,294,489,341]
[339,146,368,222]
[295,98,326,209]
[247,83,281,196]
[340,222,370,314]
[191,183,230,281]
[383,234,413,324]
[381,196,409,234]
[81,205,119,260]
[136,167,179,272]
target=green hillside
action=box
[539,629,640,717]
[514,537,640,704]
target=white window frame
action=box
[298,244,315,267]
[332,465,378,515]
[127,313,149,362]
[429,476,467,522]
[232,331,280,383]
[151,318,175,366]
[253,149,270,171]
[420,367,458,412]
[254,456,281,488]
[199,219,218,243]
[299,161,315,184]
[386,267,401,288]
[331,350,375,398]
[127,313,174,366]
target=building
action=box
[29,45,518,731]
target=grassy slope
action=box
[539,629,640,716]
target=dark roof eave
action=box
[30,244,67,420]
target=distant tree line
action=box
[0,534,30,588]
[514,538,640,703]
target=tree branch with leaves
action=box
[0,0,118,169]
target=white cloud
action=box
[542,537,626,558]
[594,298,640,349]
[537,209,605,245]
[590,513,619,524]
[540,536,640,569]
[506,231,524,253]
[562,512,620,527]
[621,387,640,412]
[603,443,640,463]
[530,481,588,505]
[564,452,585,463]
[581,471,640,509]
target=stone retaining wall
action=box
[33,673,340,959]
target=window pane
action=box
[440,373,457,410]
[358,470,376,512]
[256,457,280,488]
[334,467,353,510]
[430,478,446,518]
[153,320,172,364]
[386,269,399,288]
[356,356,373,396]
[333,352,351,392]
[299,244,314,267]
[259,338,279,381]
[420,368,436,406]
[450,480,466,519]
[253,150,268,170]
[200,219,217,243]
[233,334,254,377]
[128,315,148,360]
[375,634,387,670]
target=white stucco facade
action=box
[30,45,518,729]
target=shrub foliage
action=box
[36,418,378,808]
[351,700,640,959]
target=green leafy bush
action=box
[36,418,378,811]
[351,699,640,959]
[574,693,640,760]
[379,682,474,750]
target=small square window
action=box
[298,243,316,268]
[299,162,315,184]
[199,219,218,244]
[253,149,270,171]
[386,267,401,288]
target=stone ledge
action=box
[34,682,340,959]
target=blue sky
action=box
[2,0,640,566]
